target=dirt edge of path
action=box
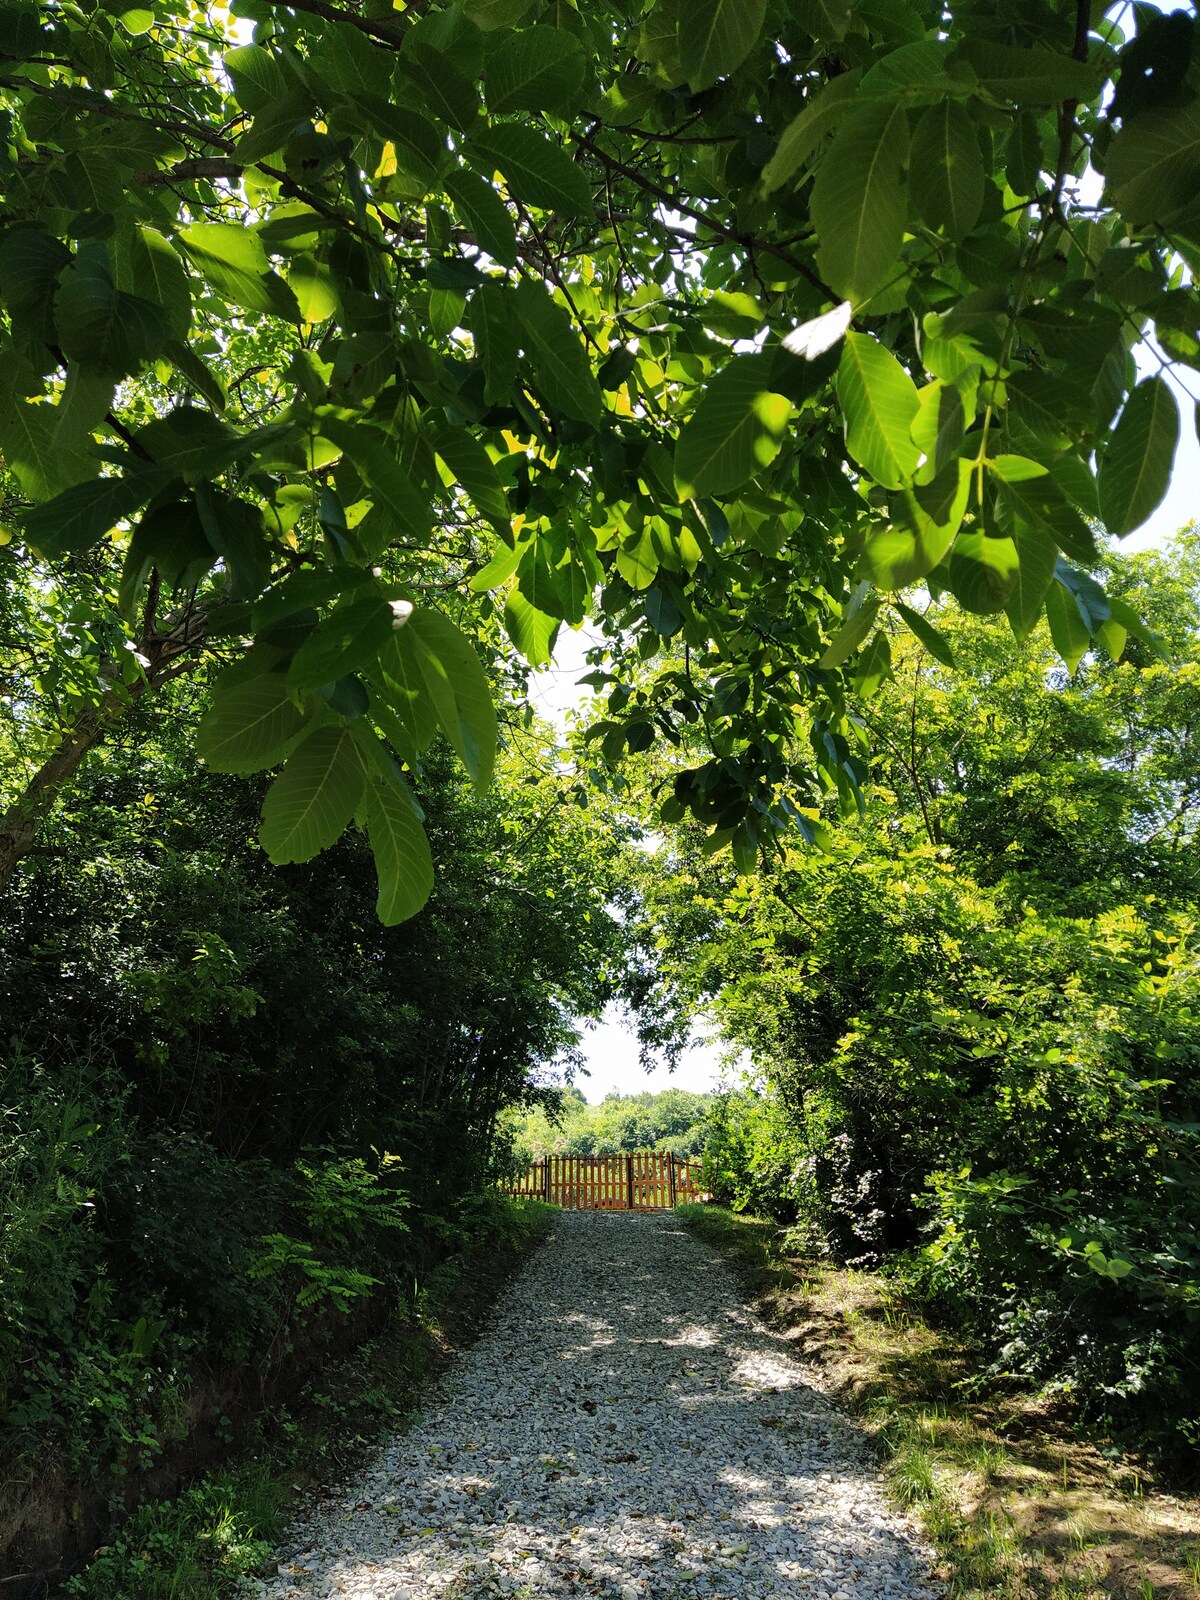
[678,1204,1200,1600]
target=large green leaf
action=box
[0,225,70,343]
[1044,576,1092,672]
[54,247,169,375]
[678,0,766,91]
[760,71,861,193]
[319,417,432,542]
[177,223,300,321]
[894,600,957,667]
[485,26,587,114]
[1106,103,1200,225]
[812,101,909,302]
[444,170,518,266]
[946,530,1019,614]
[819,583,880,667]
[467,124,594,216]
[259,725,367,864]
[406,609,497,791]
[836,333,920,489]
[22,472,166,558]
[863,460,970,588]
[0,396,97,501]
[504,586,559,666]
[287,595,403,693]
[468,280,521,403]
[365,775,434,925]
[197,673,307,773]
[223,43,290,114]
[908,100,984,241]
[674,353,792,499]
[432,423,510,535]
[956,41,1102,103]
[512,278,603,427]
[1002,518,1059,640]
[1097,376,1180,537]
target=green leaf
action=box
[485,26,587,115]
[319,417,432,541]
[463,0,537,29]
[470,536,529,592]
[444,170,518,266]
[911,380,967,479]
[674,353,792,499]
[22,473,165,558]
[0,397,97,501]
[432,423,510,535]
[195,486,274,600]
[512,277,603,427]
[894,599,957,667]
[812,101,909,302]
[864,460,970,588]
[1044,577,1091,672]
[678,0,767,91]
[854,629,892,699]
[469,281,521,403]
[125,228,192,339]
[946,530,1019,614]
[287,595,403,693]
[259,726,368,865]
[908,100,985,241]
[467,124,594,216]
[504,586,559,666]
[836,333,921,489]
[396,42,479,132]
[224,43,290,114]
[406,609,497,791]
[365,775,434,925]
[177,223,301,321]
[52,367,115,453]
[1097,376,1180,537]
[197,674,308,773]
[957,41,1102,104]
[615,525,660,590]
[1002,518,1058,640]
[0,225,70,344]
[118,498,213,616]
[54,247,169,375]
[820,584,881,667]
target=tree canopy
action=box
[2,0,1199,911]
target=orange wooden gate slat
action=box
[501,1151,707,1210]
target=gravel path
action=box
[256,1211,941,1600]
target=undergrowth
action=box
[56,1196,553,1600]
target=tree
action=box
[2,0,1198,913]
[628,533,1200,1458]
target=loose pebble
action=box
[254,1212,941,1600]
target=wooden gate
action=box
[502,1151,707,1210]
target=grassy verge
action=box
[678,1205,1200,1600]
[56,1197,554,1600]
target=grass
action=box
[57,1198,554,1600]
[678,1204,1200,1600]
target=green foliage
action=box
[634,533,1200,1463]
[0,672,645,1579]
[3,0,1199,909]
[504,1085,714,1161]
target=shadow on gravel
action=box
[268,1215,938,1600]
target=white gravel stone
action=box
[255,1212,941,1600]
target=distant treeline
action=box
[504,1086,714,1161]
